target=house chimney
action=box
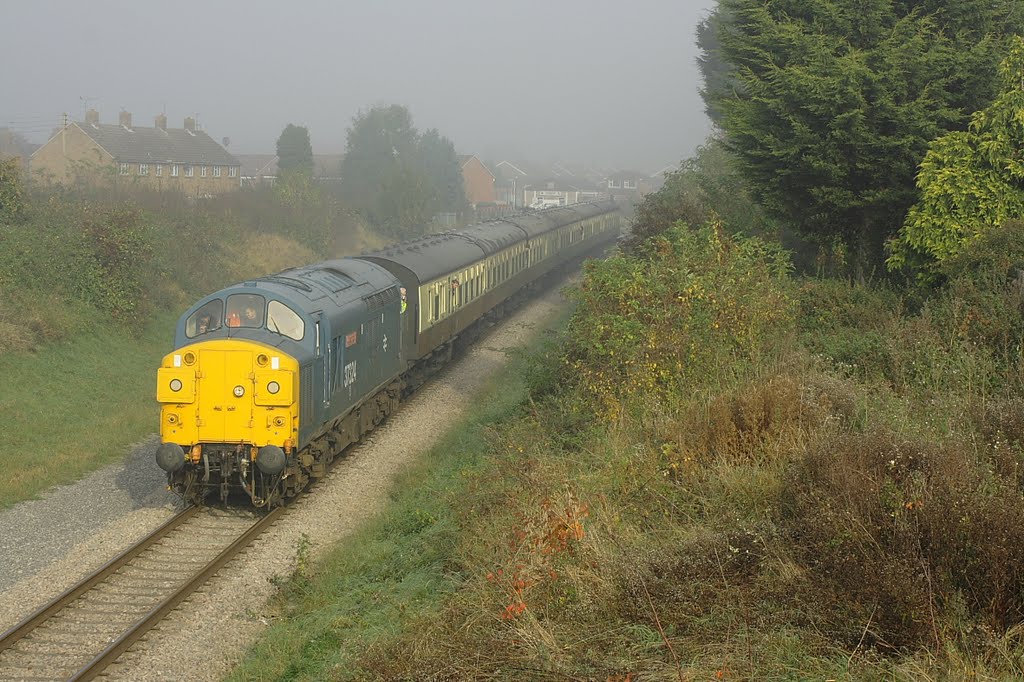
[184,116,196,133]
[119,110,132,129]
[85,109,99,125]
[155,113,167,131]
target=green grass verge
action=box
[0,308,178,508]
[226,338,539,682]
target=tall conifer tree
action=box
[707,0,1024,276]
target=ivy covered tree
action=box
[889,37,1024,276]
[708,0,1024,277]
[419,128,466,215]
[276,124,314,176]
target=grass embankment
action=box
[231,222,1024,680]
[0,181,371,508]
[0,310,178,508]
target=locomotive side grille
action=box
[363,287,399,311]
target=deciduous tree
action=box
[419,128,466,215]
[276,124,314,177]
[889,37,1024,277]
[339,105,464,237]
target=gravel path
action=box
[0,285,570,681]
[0,439,179,594]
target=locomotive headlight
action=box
[169,378,183,392]
[267,381,281,395]
[233,385,245,397]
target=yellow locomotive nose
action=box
[196,348,257,442]
[158,339,298,450]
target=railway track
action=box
[0,505,282,682]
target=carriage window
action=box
[226,294,265,328]
[185,299,224,338]
[267,300,304,341]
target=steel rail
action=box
[0,505,199,654]
[69,505,284,682]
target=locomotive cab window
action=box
[267,300,304,341]
[226,294,265,328]
[185,299,224,338]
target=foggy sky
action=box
[2,0,716,172]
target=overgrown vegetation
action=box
[231,212,1024,680]
[0,177,375,356]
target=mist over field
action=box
[1,0,716,170]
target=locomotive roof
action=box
[248,258,398,306]
[182,258,399,320]
[175,258,401,350]
[358,201,617,285]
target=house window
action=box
[171,164,180,177]
[119,163,130,175]
[213,166,222,178]
[139,164,149,176]
[155,165,163,177]
[229,167,237,178]
[200,165,207,178]
[185,165,194,178]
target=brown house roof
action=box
[236,154,279,178]
[458,155,494,177]
[76,122,239,166]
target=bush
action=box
[0,157,24,221]
[563,222,795,417]
[927,220,1024,364]
[797,279,903,380]
[784,429,1024,649]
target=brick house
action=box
[30,110,240,195]
[458,155,495,206]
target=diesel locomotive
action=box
[155,201,620,507]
